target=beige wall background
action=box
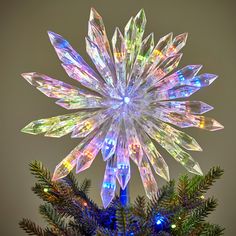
[1,0,235,235]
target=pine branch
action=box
[188,167,224,198]
[95,227,114,236]
[31,183,59,204]
[61,172,82,197]
[39,203,67,233]
[19,218,45,236]
[201,223,225,236]
[29,161,53,187]
[181,198,218,234]
[147,180,177,220]
[116,206,128,234]
[133,196,146,218]
[79,178,91,194]
[178,175,189,206]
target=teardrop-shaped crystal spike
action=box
[47,31,103,87]
[136,126,170,181]
[139,154,158,199]
[101,116,121,161]
[52,153,76,181]
[189,74,218,87]
[52,126,101,181]
[21,72,82,99]
[134,9,146,37]
[21,112,85,136]
[124,17,136,78]
[45,113,86,138]
[89,8,111,57]
[21,117,59,135]
[101,158,117,208]
[153,53,183,80]
[112,27,126,95]
[76,121,110,173]
[128,33,155,93]
[86,37,115,87]
[195,116,224,131]
[55,95,104,110]
[166,32,188,56]
[125,116,143,166]
[154,120,202,151]
[116,128,131,189]
[138,117,203,176]
[156,101,213,115]
[144,32,173,76]
[155,65,202,90]
[71,110,109,138]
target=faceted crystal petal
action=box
[52,126,100,180]
[152,120,202,151]
[193,116,224,131]
[56,95,104,110]
[45,112,92,138]
[52,153,77,181]
[112,28,127,95]
[88,24,116,87]
[155,101,213,114]
[88,8,113,59]
[124,9,146,77]
[128,33,155,93]
[152,85,200,101]
[139,154,158,199]
[86,37,115,87]
[137,126,170,181]
[61,63,110,97]
[48,31,102,82]
[125,116,143,166]
[166,33,188,56]
[152,54,183,81]
[143,33,173,76]
[155,65,202,90]
[112,28,126,64]
[76,121,110,173]
[45,118,78,138]
[21,113,77,135]
[138,118,203,175]
[71,110,111,138]
[143,54,183,91]
[188,74,218,87]
[134,9,146,42]
[151,109,197,128]
[124,17,136,77]
[102,116,121,161]
[101,158,117,208]
[116,129,131,189]
[21,72,83,99]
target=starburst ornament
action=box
[21,8,223,208]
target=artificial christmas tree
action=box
[19,161,224,235]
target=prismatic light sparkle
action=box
[21,8,223,208]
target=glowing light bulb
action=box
[43,188,49,193]
[124,96,130,104]
[156,219,162,225]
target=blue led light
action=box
[103,182,115,189]
[156,219,162,225]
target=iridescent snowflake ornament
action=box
[21,8,223,208]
